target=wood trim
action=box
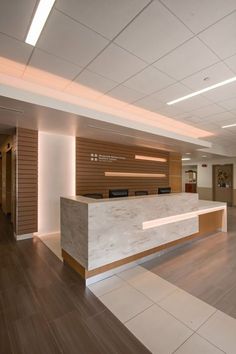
[62,210,224,280]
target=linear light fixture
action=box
[25,0,56,46]
[135,155,167,162]
[105,172,166,178]
[182,158,191,161]
[222,123,236,129]
[167,76,236,105]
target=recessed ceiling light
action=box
[185,152,191,155]
[222,123,236,128]
[201,155,207,158]
[167,76,236,105]
[182,158,191,161]
[25,0,55,46]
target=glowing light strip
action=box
[105,172,166,178]
[26,0,56,46]
[182,158,191,161]
[135,155,167,162]
[167,76,236,105]
[222,123,236,129]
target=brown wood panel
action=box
[76,138,178,197]
[169,152,182,192]
[16,128,38,236]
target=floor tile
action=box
[88,275,126,297]
[118,265,149,282]
[100,284,153,323]
[198,310,236,354]
[126,304,193,354]
[122,269,177,303]
[175,333,224,354]
[159,288,216,330]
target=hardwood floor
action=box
[0,210,150,354]
[143,207,236,319]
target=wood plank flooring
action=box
[0,210,150,354]
[143,207,236,319]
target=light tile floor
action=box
[38,233,234,353]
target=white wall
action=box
[38,132,75,235]
[197,157,236,188]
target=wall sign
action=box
[90,153,126,162]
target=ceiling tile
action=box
[56,0,149,39]
[224,54,236,74]
[218,97,236,111]
[134,95,164,112]
[26,49,82,80]
[206,111,236,122]
[189,104,225,118]
[0,33,32,76]
[203,82,236,102]
[162,0,236,34]
[199,11,236,59]
[153,37,219,80]
[182,62,234,91]
[123,66,175,95]
[115,1,192,63]
[87,43,147,82]
[75,69,118,94]
[0,0,37,40]
[171,94,212,112]
[106,85,146,103]
[37,9,108,67]
[154,82,192,103]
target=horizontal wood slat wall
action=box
[16,128,38,236]
[76,138,176,197]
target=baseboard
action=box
[34,231,60,237]
[14,232,34,241]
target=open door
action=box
[213,164,233,206]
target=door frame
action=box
[212,164,233,205]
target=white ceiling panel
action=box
[74,69,118,94]
[218,97,236,111]
[153,37,219,80]
[182,62,235,91]
[26,49,82,80]
[115,1,192,63]
[37,10,109,67]
[134,95,164,112]
[169,95,211,112]
[199,11,236,59]
[87,43,147,82]
[206,111,236,122]
[203,82,236,102]
[0,33,33,65]
[56,0,150,40]
[189,104,225,118]
[162,0,236,34]
[154,82,192,103]
[0,0,37,40]
[224,54,236,74]
[123,66,175,95]
[106,85,146,104]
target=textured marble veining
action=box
[61,193,201,270]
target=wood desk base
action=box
[62,210,224,280]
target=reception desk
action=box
[60,193,227,283]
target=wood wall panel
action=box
[76,138,174,197]
[169,152,182,193]
[16,128,38,236]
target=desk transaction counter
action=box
[60,193,227,284]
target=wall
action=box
[76,138,182,197]
[38,132,75,235]
[0,135,14,214]
[185,158,236,205]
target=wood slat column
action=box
[16,128,38,237]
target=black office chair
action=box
[83,193,103,199]
[135,191,148,196]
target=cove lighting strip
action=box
[105,172,166,178]
[135,155,167,162]
[25,0,56,46]
[167,76,236,105]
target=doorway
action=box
[213,164,233,206]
